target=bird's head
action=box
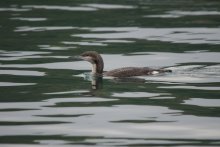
[70,51,104,75]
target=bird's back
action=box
[104,67,169,77]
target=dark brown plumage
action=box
[80,51,104,75]
[78,51,171,77]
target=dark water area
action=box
[0,0,220,146]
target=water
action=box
[0,0,220,146]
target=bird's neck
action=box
[92,64,97,74]
[91,54,104,75]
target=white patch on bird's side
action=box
[152,71,159,74]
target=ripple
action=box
[44,90,89,95]
[85,138,195,146]
[151,64,220,83]
[73,27,220,45]
[14,26,77,32]
[81,4,136,9]
[112,92,161,98]
[0,50,50,57]
[22,5,97,11]
[62,41,107,46]
[38,45,76,50]
[151,96,176,100]
[159,86,220,91]
[0,70,45,76]
[98,39,135,43]
[0,105,180,136]
[0,8,30,12]
[146,74,220,83]
[10,17,47,21]
[0,82,36,87]
[145,10,220,18]
[48,97,118,103]
[0,97,118,109]
[0,57,37,61]
[1,105,220,140]
[35,140,72,145]
[0,50,50,61]
[183,98,220,107]
[1,52,220,72]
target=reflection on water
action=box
[145,10,220,18]
[15,26,77,32]
[81,4,136,9]
[0,8,30,12]
[22,3,136,11]
[22,5,98,11]
[183,98,220,107]
[0,0,220,146]
[73,27,220,44]
[0,82,36,87]
[112,92,161,98]
[10,17,47,21]
[1,51,220,68]
[0,69,45,76]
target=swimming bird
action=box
[74,51,171,77]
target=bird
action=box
[74,51,172,78]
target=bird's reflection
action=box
[91,76,103,90]
[83,72,103,90]
[111,77,146,83]
[83,72,148,90]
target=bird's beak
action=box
[68,55,84,61]
[69,55,93,63]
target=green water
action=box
[0,0,220,146]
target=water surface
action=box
[0,0,220,146]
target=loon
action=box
[75,51,171,78]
